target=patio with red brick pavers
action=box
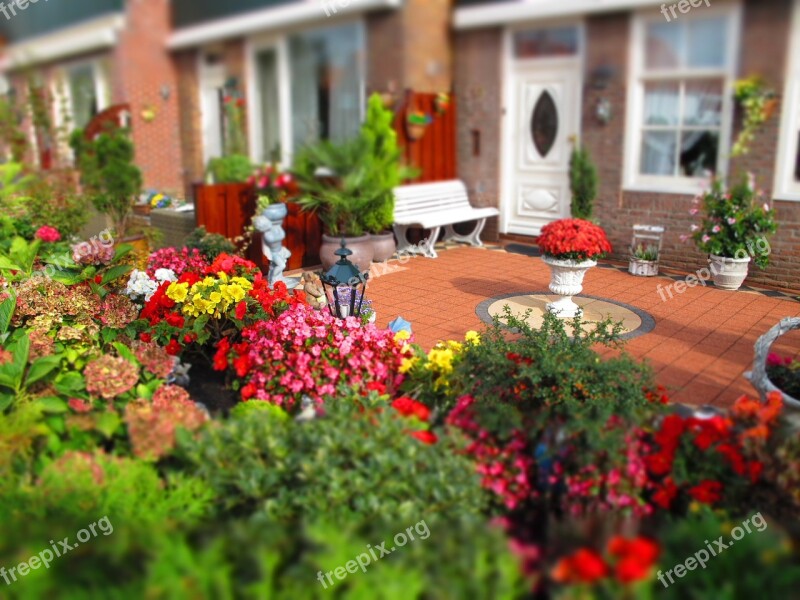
[367,246,800,409]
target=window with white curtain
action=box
[625,9,740,192]
[65,62,103,130]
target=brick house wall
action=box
[174,49,204,192]
[583,0,798,291]
[453,28,503,241]
[115,0,184,196]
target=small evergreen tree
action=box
[569,146,598,220]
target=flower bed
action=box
[0,229,799,597]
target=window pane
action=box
[257,48,281,163]
[644,82,680,126]
[641,131,677,175]
[68,64,97,129]
[645,22,681,69]
[683,80,723,127]
[687,18,727,68]
[289,22,363,153]
[513,27,579,58]
[680,131,718,177]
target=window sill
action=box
[772,192,800,203]
[622,183,704,197]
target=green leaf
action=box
[113,342,139,365]
[54,371,86,395]
[114,244,133,261]
[101,264,133,285]
[50,270,84,285]
[37,396,68,413]
[0,293,15,335]
[95,411,121,438]
[0,256,22,272]
[0,392,13,412]
[25,355,61,387]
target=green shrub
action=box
[569,146,598,220]
[185,226,236,261]
[177,395,487,522]
[70,126,142,238]
[207,154,253,184]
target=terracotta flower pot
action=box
[320,234,374,272]
[370,231,397,263]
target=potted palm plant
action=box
[293,94,417,270]
[688,175,777,291]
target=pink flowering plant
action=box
[146,246,211,278]
[689,175,777,268]
[214,302,411,411]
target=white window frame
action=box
[59,57,109,130]
[774,0,800,201]
[244,17,366,167]
[623,4,742,195]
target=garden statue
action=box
[253,204,299,289]
[301,272,327,309]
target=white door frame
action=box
[500,20,585,235]
[197,49,227,166]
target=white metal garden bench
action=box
[392,180,499,258]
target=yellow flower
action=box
[464,330,480,345]
[426,347,454,374]
[217,271,229,284]
[209,291,223,306]
[399,356,418,374]
[166,282,189,303]
[222,284,246,303]
[231,277,253,291]
[192,295,213,315]
[394,330,411,342]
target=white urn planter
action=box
[542,256,597,318]
[709,254,750,291]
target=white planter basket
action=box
[746,317,800,412]
[628,258,659,277]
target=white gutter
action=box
[454,0,665,29]
[0,13,126,71]
[168,0,402,50]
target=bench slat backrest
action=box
[394,180,471,217]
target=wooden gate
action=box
[394,90,457,183]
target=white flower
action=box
[690,225,700,232]
[763,203,770,212]
[125,269,158,301]
[154,268,177,283]
[712,225,721,233]
[727,217,737,225]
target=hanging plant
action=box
[434,92,450,115]
[405,110,432,141]
[732,76,778,157]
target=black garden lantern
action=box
[320,238,369,319]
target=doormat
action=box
[504,243,541,258]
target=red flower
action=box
[213,338,231,371]
[165,312,185,328]
[235,300,247,320]
[689,416,731,451]
[747,460,763,483]
[606,536,660,584]
[392,396,431,422]
[94,275,103,284]
[366,381,387,395]
[183,333,197,344]
[688,480,723,505]
[654,415,686,451]
[553,548,609,584]
[165,339,182,356]
[651,478,679,509]
[410,430,438,445]
[241,383,256,400]
[139,332,152,343]
[233,354,251,378]
[537,218,612,261]
[644,450,674,476]
[717,443,746,475]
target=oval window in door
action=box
[530,91,558,158]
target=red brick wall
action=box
[115,0,184,195]
[583,1,798,291]
[453,28,503,240]
[174,49,204,193]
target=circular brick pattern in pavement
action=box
[476,292,656,340]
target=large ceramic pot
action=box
[541,256,597,318]
[746,317,800,413]
[371,231,397,263]
[709,254,750,290]
[320,234,374,272]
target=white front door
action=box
[503,26,583,236]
